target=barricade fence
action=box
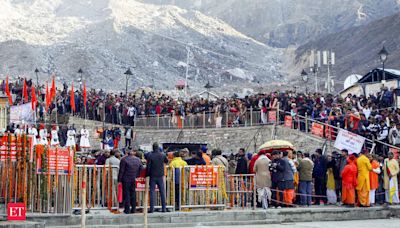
[0,135,74,215]
[131,108,278,129]
[0,136,256,216]
[278,110,400,155]
[72,165,252,211]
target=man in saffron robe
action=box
[369,154,381,206]
[356,150,372,207]
[341,155,357,206]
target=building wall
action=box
[69,117,327,153]
[365,80,398,96]
[340,85,364,98]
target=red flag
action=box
[50,76,56,101]
[45,81,50,111]
[70,83,76,112]
[31,83,37,111]
[83,81,87,108]
[5,76,12,104]
[23,79,28,103]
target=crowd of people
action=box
[250,148,399,209]
[5,77,400,141]
[3,77,400,213]
[77,141,399,213]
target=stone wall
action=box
[69,117,329,153]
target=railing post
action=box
[252,175,256,210]
[203,111,206,129]
[250,107,253,126]
[305,113,308,133]
[225,111,229,128]
[81,166,87,228]
[276,103,280,124]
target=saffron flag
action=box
[23,79,28,103]
[45,81,50,111]
[31,83,37,111]
[50,76,56,101]
[5,76,12,104]
[70,83,75,112]
[83,81,87,108]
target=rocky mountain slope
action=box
[0,0,282,91]
[141,0,400,47]
[294,12,400,90]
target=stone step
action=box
[47,219,276,228]
[35,211,267,226]
[27,206,400,228]
[0,221,45,228]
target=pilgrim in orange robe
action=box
[341,157,357,205]
[356,154,372,206]
[369,159,381,205]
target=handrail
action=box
[277,109,400,153]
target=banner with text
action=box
[284,116,293,128]
[334,129,365,154]
[311,123,324,137]
[268,111,277,123]
[36,147,74,175]
[189,166,219,190]
[10,103,35,124]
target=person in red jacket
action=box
[341,155,358,206]
[249,153,260,174]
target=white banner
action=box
[334,129,365,154]
[10,103,35,124]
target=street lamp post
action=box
[34,68,39,86]
[78,68,83,89]
[301,69,308,94]
[124,68,133,97]
[378,46,389,81]
[204,81,213,100]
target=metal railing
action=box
[226,174,256,210]
[278,110,400,155]
[131,108,278,130]
[0,136,74,215]
[71,165,255,212]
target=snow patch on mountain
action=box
[0,0,282,92]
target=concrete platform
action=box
[3,206,400,227]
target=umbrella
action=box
[258,140,295,151]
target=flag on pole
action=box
[31,83,37,111]
[70,83,76,112]
[50,76,56,101]
[5,75,12,105]
[23,79,28,103]
[45,81,50,111]
[83,81,87,108]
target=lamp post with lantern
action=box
[301,69,308,94]
[124,68,133,97]
[378,46,389,81]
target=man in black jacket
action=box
[235,148,248,174]
[186,151,206,165]
[270,151,284,208]
[147,142,169,213]
[118,148,143,214]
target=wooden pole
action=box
[81,166,87,228]
[144,177,149,228]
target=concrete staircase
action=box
[30,210,273,228]
[23,206,400,228]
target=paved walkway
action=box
[195,218,400,228]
